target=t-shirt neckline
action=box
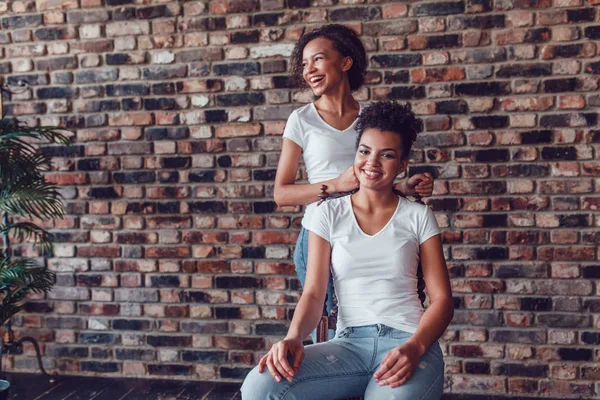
[347,195,403,238]
[310,102,361,133]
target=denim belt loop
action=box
[377,324,390,336]
[338,327,352,338]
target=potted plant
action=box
[0,116,71,397]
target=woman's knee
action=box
[241,367,284,400]
[365,374,443,400]
[366,352,444,400]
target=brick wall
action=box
[1,0,600,397]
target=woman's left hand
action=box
[258,337,305,383]
[373,340,424,388]
[407,173,434,198]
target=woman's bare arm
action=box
[274,139,357,206]
[285,231,332,341]
[406,234,454,354]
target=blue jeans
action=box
[241,324,444,400]
[294,227,336,342]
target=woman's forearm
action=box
[285,292,326,341]
[274,179,337,207]
[407,298,454,355]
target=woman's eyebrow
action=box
[359,144,397,153]
[303,52,326,61]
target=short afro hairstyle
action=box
[290,24,367,92]
[355,101,423,160]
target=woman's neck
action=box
[351,187,398,212]
[315,83,358,117]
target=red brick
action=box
[411,67,465,83]
[108,113,153,126]
[146,247,191,258]
[215,123,262,138]
[46,173,89,186]
[382,3,408,18]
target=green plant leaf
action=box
[0,257,55,290]
[0,117,70,326]
[0,121,71,146]
[0,184,65,220]
[0,222,54,254]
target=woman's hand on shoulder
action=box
[403,172,434,198]
[334,166,360,193]
[373,339,425,388]
[258,337,305,383]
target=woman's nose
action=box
[366,154,380,166]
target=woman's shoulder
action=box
[315,196,351,218]
[397,196,431,217]
[293,103,315,119]
[284,104,313,128]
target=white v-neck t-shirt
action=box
[282,103,360,229]
[308,195,441,333]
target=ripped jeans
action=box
[241,324,444,400]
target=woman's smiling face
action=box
[354,128,407,192]
[301,37,351,97]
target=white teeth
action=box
[363,170,381,177]
[310,76,323,83]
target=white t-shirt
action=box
[282,103,360,229]
[308,195,441,333]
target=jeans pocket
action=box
[388,327,413,341]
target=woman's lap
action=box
[241,340,370,400]
[241,325,444,400]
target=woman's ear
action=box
[397,160,408,175]
[342,56,353,72]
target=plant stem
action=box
[2,212,9,260]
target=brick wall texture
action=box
[1,0,600,397]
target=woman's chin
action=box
[358,180,382,190]
[358,177,395,192]
[311,87,324,97]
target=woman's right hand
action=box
[258,337,305,383]
[334,166,360,193]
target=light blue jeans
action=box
[241,324,444,400]
[294,227,336,342]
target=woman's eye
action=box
[382,154,395,159]
[359,150,368,155]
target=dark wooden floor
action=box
[2,373,569,400]
[1,373,242,400]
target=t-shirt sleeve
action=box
[306,202,331,243]
[418,205,441,244]
[282,110,303,148]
